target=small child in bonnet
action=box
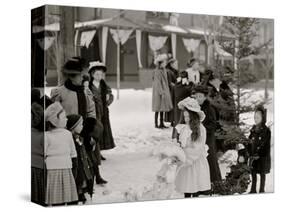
[66,114,94,204]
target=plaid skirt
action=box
[31,167,46,205]
[45,169,78,205]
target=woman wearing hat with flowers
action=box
[174,97,211,198]
[44,102,78,205]
[152,54,173,128]
[88,61,115,151]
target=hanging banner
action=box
[148,35,168,51]
[80,30,96,48]
[109,29,133,45]
[102,27,108,63]
[171,33,177,58]
[37,36,55,51]
[136,30,143,68]
[182,38,201,53]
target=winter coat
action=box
[201,99,222,183]
[50,85,96,118]
[72,135,94,196]
[165,68,178,123]
[152,68,173,112]
[45,128,77,170]
[89,79,115,150]
[173,81,193,124]
[82,117,104,166]
[248,125,271,174]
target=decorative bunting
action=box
[182,38,201,53]
[109,29,133,45]
[80,30,96,48]
[148,35,168,51]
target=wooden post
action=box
[116,14,121,100]
[59,6,75,85]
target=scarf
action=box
[64,79,87,120]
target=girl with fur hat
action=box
[66,114,94,204]
[174,97,211,198]
[44,102,78,205]
[88,61,115,152]
[152,54,173,128]
[248,105,271,193]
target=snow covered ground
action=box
[44,86,274,204]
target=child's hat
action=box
[66,114,83,131]
[178,97,205,122]
[88,61,107,73]
[45,102,65,127]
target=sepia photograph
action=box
[31,4,274,206]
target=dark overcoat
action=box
[89,80,115,150]
[248,125,271,174]
[201,99,222,183]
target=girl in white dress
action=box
[174,97,211,198]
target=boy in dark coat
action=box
[248,105,271,193]
[194,85,222,185]
[67,114,94,204]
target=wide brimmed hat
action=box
[45,102,65,128]
[63,57,86,74]
[154,53,168,65]
[66,114,83,131]
[178,97,205,122]
[193,85,209,95]
[88,61,107,73]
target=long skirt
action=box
[45,169,78,205]
[31,167,46,205]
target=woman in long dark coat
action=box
[88,61,115,151]
[164,58,178,126]
[194,85,222,185]
[248,105,271,193]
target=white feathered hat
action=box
[178,97,205,122]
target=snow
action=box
[44,86,274,204]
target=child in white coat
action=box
[174,97,211,198]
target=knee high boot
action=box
[155,112,159,128]
[250,172,257,193]
[159,112,168,128]
[259,174,266,193]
